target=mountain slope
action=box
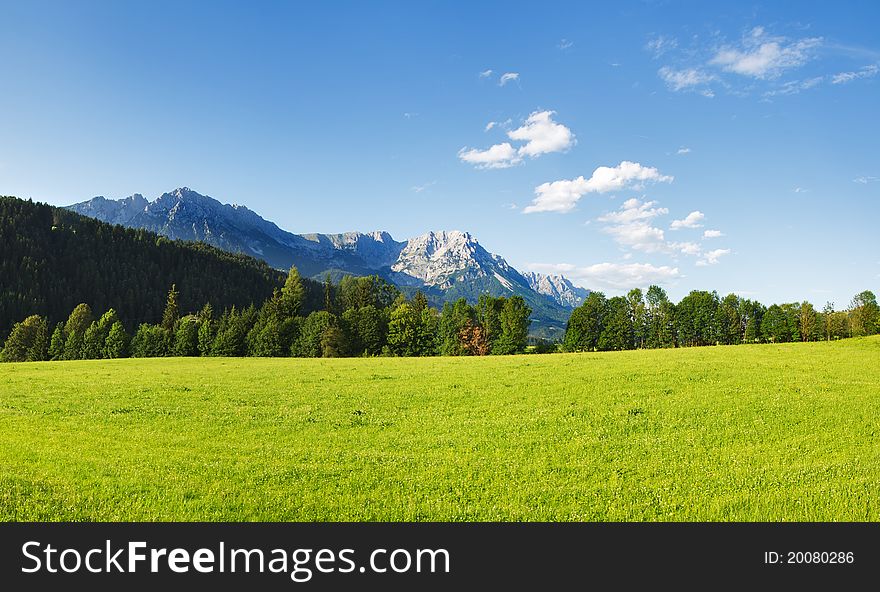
[522,271,591,308]
[67,188,587,338]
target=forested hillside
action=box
[0,196,322,339]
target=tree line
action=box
[563,286,879,352]
[0,268,534,362]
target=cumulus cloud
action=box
[499,72,520,86]
[604,224,667,254]
[672,241,702,256]
[703,229,724,238]
[460,111,573,169]
[596,199,708,258]
[670,211,705,230]
[710,27,821,79]
[697,248,731,266]
[528,262,682,291]
[658,66,716,92]
[523,162,673,214]
[457,143,521,169]
[508,110,576,158]
[597,199,668,253]
[832,64,879,84]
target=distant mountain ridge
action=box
[522,272,590,308]
[67,188,590,337]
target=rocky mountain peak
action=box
[523,271,590,308]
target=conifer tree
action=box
[48,323,65,361]
[161,284,180,332]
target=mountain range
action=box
[67,188,590,338]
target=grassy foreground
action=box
[1,337,878,521]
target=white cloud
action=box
[523,178,591,214]
[461,111,573,169]
[499,72,520,86]
[696,248,731,266]
[596,199,706,257]
[528,262,681,291]
[457,143,521,169]
[703,229,724,238]
[558,39,574,50]
[793,187,808,193]
[710,27,821,79]
[658,66,716,92]
[508,110,575,158]
[672,241,702,256]
[597,197,668,224]
[479,69,494,78]
[523,161,673,214]
[646,35,678,59]
[832,64,879,84]
[670,211,705,230]
[854,176,878,184]
[677,147,691,154]
[602,219,668,253]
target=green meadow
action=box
[1,337,878,521]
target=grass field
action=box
[1,337,879,521]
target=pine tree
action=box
[197,316,216,356]
[48,323,65,361]
[161,284,180,332]
[413,291,429,314]
[322,275,335,313]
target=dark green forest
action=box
[0,195,325,339]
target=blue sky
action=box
[1,0,878,306]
